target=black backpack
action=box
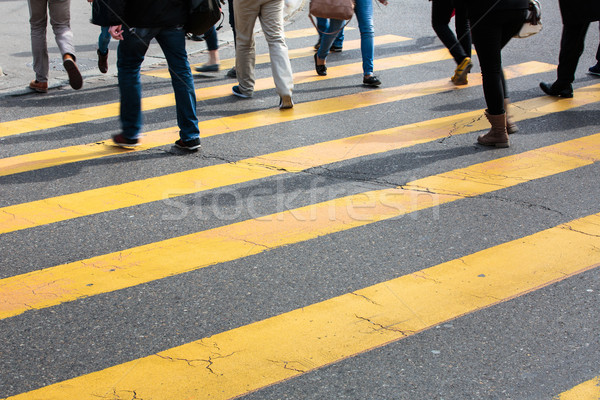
[185,0,223,35]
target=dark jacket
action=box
[92,0,189,28]
[465,0,529,20]
[559,0,600,24]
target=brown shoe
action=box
[477,111,509,148]
[63,54,83,90]
[29,80,48,93]
[97,49,108,74]
[504,98,519,134]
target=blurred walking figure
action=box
[465,0,528,148]
[194,0,238,78]
[88,0,110,73]
[314,0,388,87]
[233,0,294,109]
[96,26,111,73]
[92,0,201,150]
[540,0,600,97]
[194,25,221,73]
[430,0,472,85]
[27,0,83,93]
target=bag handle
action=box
[309,14,352,36]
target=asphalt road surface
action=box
[1,1,599,399]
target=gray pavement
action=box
[0,0,305,98]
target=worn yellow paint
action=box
[1,79,598,235]
[0,62,554,177]
[554,376,600,400]
[1,131,600,321]
[145,32,399,79]
[4,213,600,400]
[284,27,355,39]
[0,35,406,138]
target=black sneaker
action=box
[363,75,382,87]
[112,133,139,148]
[174,138,201,151]
[330,45,343,52]
[589,62,600,76]
[232,85,252,98]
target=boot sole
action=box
[63,59,83,90]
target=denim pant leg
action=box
[316,17,328,41]
[203,25,219,51]
[98,26,111,54]
[117,28,153,139]
[354,0,375,76]
[334,25,345,48]
[317,18,344,47]
[317,19,345,60]
[156,27,200,142]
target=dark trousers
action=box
[597,24,600,62]
[556,22,591,84]
[431,0,471,64]
[470,9,526,115]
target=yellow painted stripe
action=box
[284,27,356,39]
[1,131,600,321]
[0,35,406,138]
[2,81,599,234]
[554,376,600,400]
[0,61,553,177]
[146,29,385,78]
[4,213,600,400]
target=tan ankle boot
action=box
[477,111,509,148]
[504,98,519,134]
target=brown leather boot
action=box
[504,98,519,134]
[63,53,83,90]
[477,111,509,148]
[29,80,48,93]
[97,49,108,74]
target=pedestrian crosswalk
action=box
[0,61,553,176]
[1,27,599,400]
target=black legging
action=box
[431,0,471,64]
[470,9,527,115]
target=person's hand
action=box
[109,25,124,40]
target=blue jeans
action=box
[316,17,344,48]
[98,26,111,55]
[117,26,199,141]
[203,25,219,51]
[317,0,374,76]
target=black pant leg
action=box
[557,22,590,84]
[432,0,468,64]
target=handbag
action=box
[309,0,354,36]
[185,0,223,36]
[515,0,542,38]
